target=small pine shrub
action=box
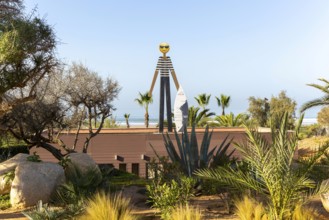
[234,196,268,220]
[79,191,137,220]
[171,204,202,220]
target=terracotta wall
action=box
[31,128,270,178]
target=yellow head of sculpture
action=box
[159,42,170,55]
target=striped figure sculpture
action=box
[149,42,180,132]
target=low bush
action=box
[146,176,196,220]
[0,194,10,210]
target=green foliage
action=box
[269,91,297,129]
[58,156,71,169]
[102,116,119,128]
[299,124,325,139]
[317,107,329,127]
[0,194,10,210]
[214,112,248,127]
[248,91,296,129]
[195,93,211,110]
[22,200,74,220]
[196,113,329,220]
[124,113,130,128]
[135,91,153,128]
[54,165,103,206]
[300,78,329,112]
[215,94,231,115]
[0,4,57,112]
[156,125,234,177]
[3,170,15,185]
[248,96,269,127]
[147,156,182,182]
[27,152,41,162]
[79,191,137,220]
[146,177,195,220]
[188,106,215,127]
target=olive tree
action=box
[0,0,57,116]
[247,91,296,129]
[1,63,121,159]
[64,62,121,153]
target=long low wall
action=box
[32,128,270,178]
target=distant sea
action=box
[115,117,317,127]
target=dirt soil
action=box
[1,185,329,220]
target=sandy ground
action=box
[1,185,329,220]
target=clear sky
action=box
[24,0,329,119]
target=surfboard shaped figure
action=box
[174,86,188,132]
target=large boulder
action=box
[321,179,329,212]
[0,153,29,195]
[10,162,65,208]
[65,153,101,178]
[321,193,329,212]
[0,153,29,176]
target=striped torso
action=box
[156,56,174,77]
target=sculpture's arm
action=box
[149,70,159,97]
[170,69,180,90]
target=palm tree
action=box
[214,112,248,127]
[195,113,329,219]
[124,113,130,128]
[188,106,215,127]
[300,78,329,112]
[215,94,230,115]
[135,92,153,128]
[194,93,211,110]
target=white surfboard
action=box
[174,86,188,132]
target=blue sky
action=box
[24,0,329,119]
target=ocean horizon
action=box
[114,117,318,126]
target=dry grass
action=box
[234,196,268,220]
[171,204,203,220]
[78,191,137,220]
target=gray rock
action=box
[321,193,329,212]
[321,179,329,212]
[65,153,101,178]
[0,154,29,195]
[0,174,12,195]
[10,162,65,208]
[0,153,29,176]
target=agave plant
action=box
[152,125,234,177]
[195,112,329,219]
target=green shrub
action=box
[146,177,195,220]
[54,165,103,206]
[27,152,41,162]
[196,113,329,220]
[22,200,67,220]
[0,194,10,210]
